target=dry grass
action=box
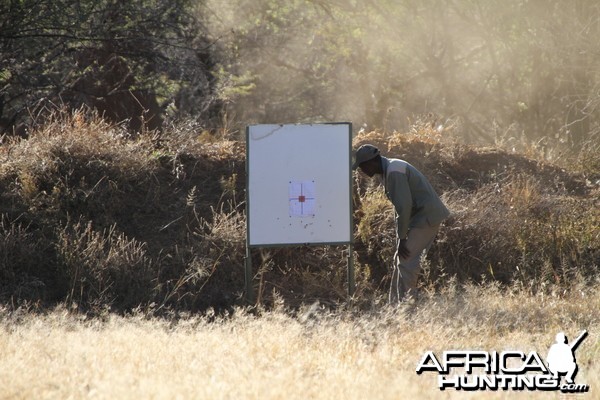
[0,109,247,311]
[1,282,598,399]
[353,128,599,294]
[0,109,597,312]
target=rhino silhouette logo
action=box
[546,330,588,384]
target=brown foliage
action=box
[0,111,597,312]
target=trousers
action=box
[389,223,441,303]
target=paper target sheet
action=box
[289,180,316,217]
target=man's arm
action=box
[387,171,412,240]
[388,172,412,259]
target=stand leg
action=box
[245,246,254,305]
[347,243,355,297]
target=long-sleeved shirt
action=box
[381,156,450,239]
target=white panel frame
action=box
[246,123,352,247]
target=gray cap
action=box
[352,144,380,170]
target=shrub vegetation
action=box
[0,110,597,312]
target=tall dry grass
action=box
[0,109,597,311]
[0,109,247,311]
[353,129,599,296]
[0,281,598,399]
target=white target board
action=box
[246,123,352,246]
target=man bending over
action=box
[353,144,450,303]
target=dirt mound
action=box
[0,118,597,312]
[0,112,247,311]
[353,130,598,288]
[353,130,591,195]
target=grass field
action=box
[1,281,598,399]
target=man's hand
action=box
[397,239,411,260]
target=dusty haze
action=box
[205,0,600,152]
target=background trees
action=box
[208,0,600,151]
[2,0,599,152]
[0,0,219,133]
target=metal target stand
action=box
[244,123,354,304]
